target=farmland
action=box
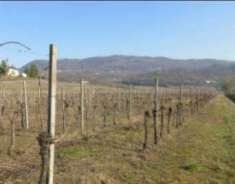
[0,79,222,183]
[2,2,235,184]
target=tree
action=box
[24,64,39,78]
[221,77,235,94]
[0,60,8,75]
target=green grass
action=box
[180,160,203,172]
[52,95,235,183]
[57,145,98,160]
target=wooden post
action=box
[167,107,172,134]
[102,102,107,127]
[38,76,43,129]
[128,85,132,120]
[47,44,57,184]
[153,77,159,144]
[8,111,18,156]
[176,84,182,127]
[179,83,184,125]
[113,103,117,125]
[118,87,121,113]
[80,79,85,136]
[196,95,199,113]
[19,90,24,129]
[9,113,15,155]
[160,105,165,138]
[23,80,29,129]
[0,104,4,131]
[143,111,150,149]
[85,83,89,122]
[189,87,193,115]
[38,76,41,102]
[62,88,66,133]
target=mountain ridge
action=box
[21,55,235,86]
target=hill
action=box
[21,55,235,86]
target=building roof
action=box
[8,66,19,70]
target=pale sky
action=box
[1,1,235,67]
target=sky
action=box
[0,1,235,67]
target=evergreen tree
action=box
[0,60,8,75]
[25,64,39,78]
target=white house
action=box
[6,67,27,78]
[205,80,216,84]
[7,67,20,77]
[21,72,27,78]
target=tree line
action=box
[0,60,39,78]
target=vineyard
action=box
[3,2,235,183]
[0,78,218,183]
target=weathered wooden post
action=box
[196,93,199,113]
[85,83,89,122]
[38,76,41,103]
[179,83,184,125]
[189,87,194,115]
[128,85,132,120]
[8,111,18,156]
[80,79,85,136]
[167,107,172,134]
[179,84,182,126]
[92,104,97,131]
[0,104,4,131]
[143,111,150,149]
[23,80,29,129]
[176,103,180,128]
[160,105,165,138]
[19,90,24,129]
[62,88,66,133]
[47,44,57,184]
[38,76,44,129]
[176,84,182,127]
[153,77,159,144]
[102,101,107,127]
[118,87,121,113]
[113,103,118,125]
